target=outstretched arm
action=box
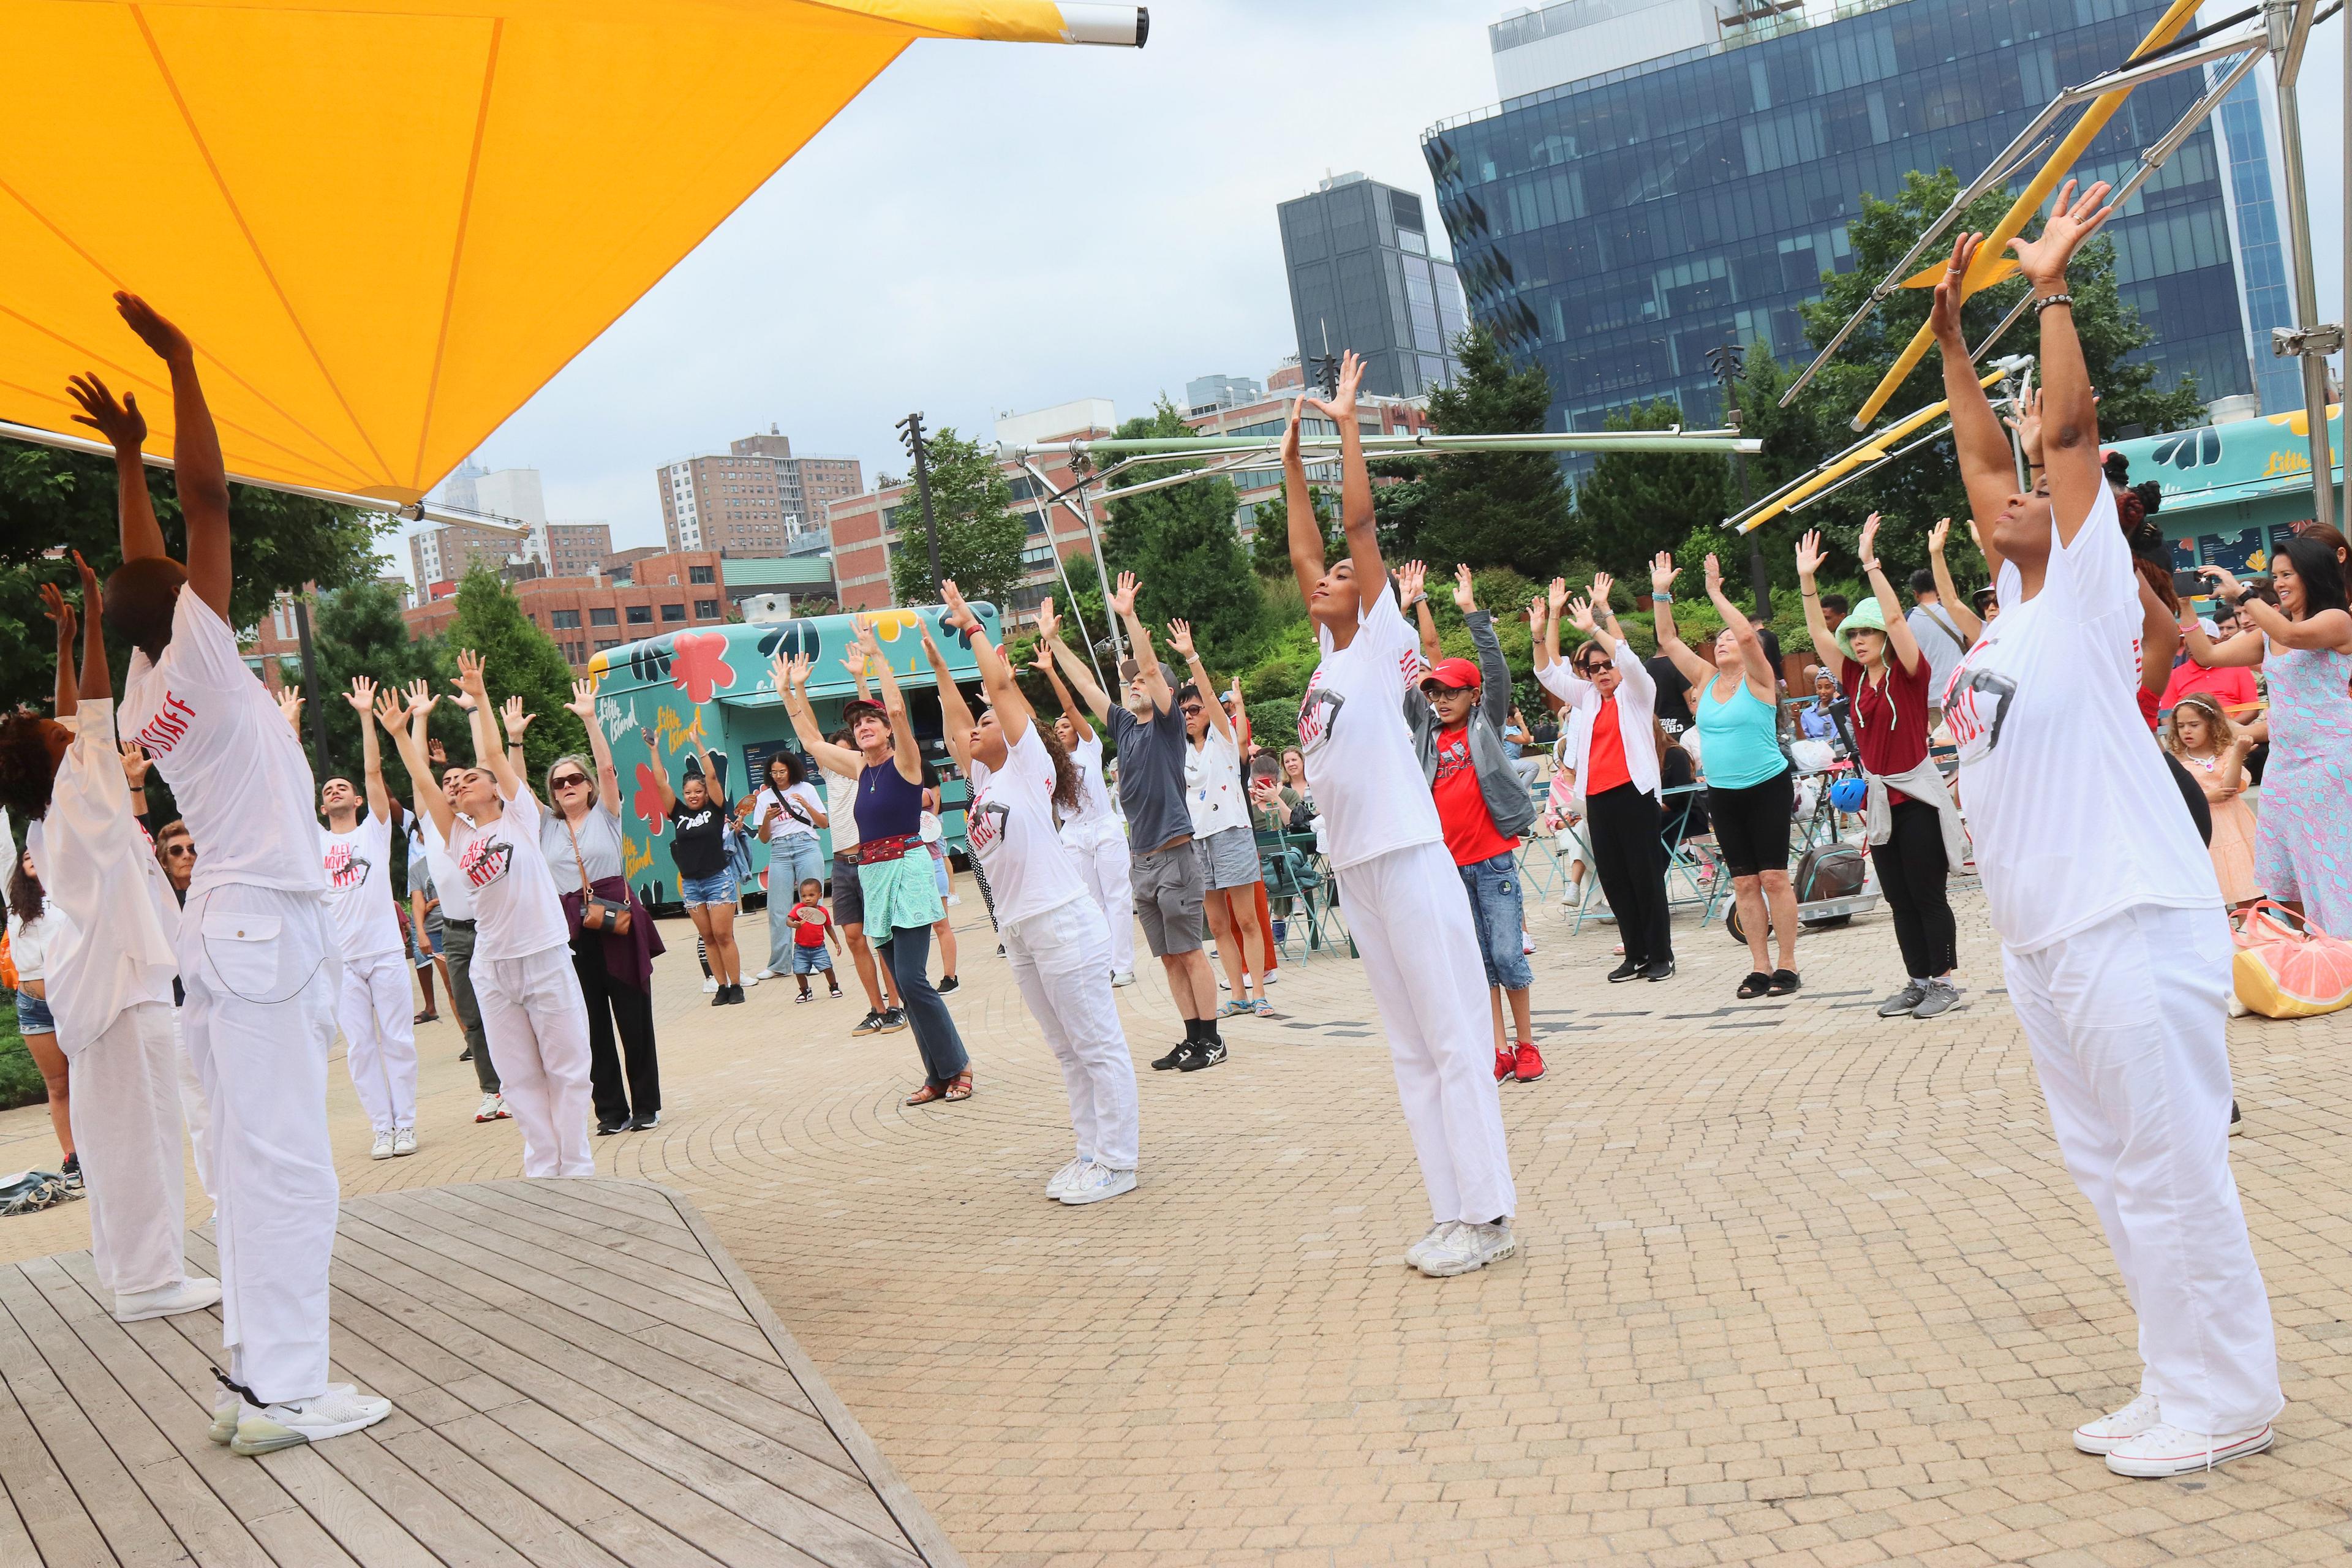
[775,654,866,777]
[40,584,80,721]
[852,617,924,784]
[1927,519,1981,642]
[1457,567,1510,728]
[1398,560,1439,666]
[348,677,388,821]
[113,296,230,614]
[941,582,1028,745]
[66,374,164,567]
[919,625,978,774]
[1166,620,1230,742]
[1031,599,1096,740]
[378,690,454,840]
[562,678,622,815]
[2198,565,2352,655]
[1279,398,1326,603]
[1646,554,1716,689]
[1928,237,2025,536]
[2007,181,2115,546]
[1856,516,1923,676]
[453,650,524,798]
[1108,573,1169,715]
[1306,352,1383,639]
[1700,553,1777,701]
[1793,531,1844,671]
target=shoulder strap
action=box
[565,809,592,893]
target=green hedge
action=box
[0,1000,42,1113]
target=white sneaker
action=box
[391,1126,418,1157]
[946,893,963,905]
[1044,1158,1087,1200]
[1110,971,1137,988]
[755,967,778,981]
[1417,1219,1516,1278]
[2073,1393,2162,1454]
[114,1277,221,1323]
[1522,932,1537,955]
[2103,1420,2273,1477]
[702,976,720,994]
[209,1387,240,1444]
[1404,1222,1455,1270]
[474,1093,508,1123]
[1060,1164,1136,1205]
[231,1385,394,1456]
[369,1129,394,1161]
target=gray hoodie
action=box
[1404,608,1538,843]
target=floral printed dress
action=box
[2252,639,2352,934]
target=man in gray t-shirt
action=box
[1905,570,1969,722]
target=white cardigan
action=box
[1536,638,1662,797]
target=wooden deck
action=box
[0,1178,963,1568]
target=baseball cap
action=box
[1420,657,1481,691]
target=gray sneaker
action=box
[1876,981,1928,1017]
[1909,978,1961,1020]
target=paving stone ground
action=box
[7,875,2352,1567]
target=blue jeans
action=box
[766,835,826,971]
[1458,851,1533,992]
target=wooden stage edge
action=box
[0,1177,966,1568]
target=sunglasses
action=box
[551,774,588,788]
[164,844,195,858]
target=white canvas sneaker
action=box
[1404,1222,1455,1270]
[369,1129,395,1161]
[2103,1420,2272,1477]
[755,967,778,980]
[232,1385,394,1456]
[115,1277,221,1323]
[391,1126,418,1157]
[741,971,759,989]
[1044,1158,1087,1200]
[1417,1219,1517,1278]
[1060,1163,1136,1205]
[1110,971,1137,988]
[2071,1392,2161,1454]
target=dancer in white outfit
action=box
[1930,187,2280,1477]
[379,658,594,1177]
[1029,598,1137,986]
[312,677,419,1160]
[1279,352,1517,1278]
[0,557,219,1324]
[916,586,1142,1204]
[77,295,388,1455]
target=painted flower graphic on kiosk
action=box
[668,631,736,704]
[865,608,924,643]
[632,763,669,835]
[756,619,821,663]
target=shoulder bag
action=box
[567,810,631,936]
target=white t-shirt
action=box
[1943,484,2218,952]
[965,725,1089,927]
[23,703,178,1048]
[413,802,476,922]
[1296,584,1445,872]
[121,589,324,897]
[450,783,571,961]
[1061,735,1121,835]
[752,782,825,841]
[823,767,861,854]
[319,810,402,959]
[1183,725,1249,839]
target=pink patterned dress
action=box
[2252,638,2352,935]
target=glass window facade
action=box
[1425,0,2257,448]
[1280,176,1469,399]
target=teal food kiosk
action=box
[2106,404,2344,575]
[583,602,1003,911]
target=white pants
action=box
[336,948,418,1134]
[1334,841,1517,1226]
[170,1008,214,1205]
[471,944,595,1178]
[1005,895,1139,1170]
[1065,823,1136,975]
[2005,902,2282,1436]
[181,883,341,1406]
[65,1002,192,1298]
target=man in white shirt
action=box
[1905,570,1970,726]
[81,296,390,1457]
[1,560,219,1324]
[314,677,420,1160]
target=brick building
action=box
[1183,375,1433,548]
[657,431,863,558]
[404,551,729,671]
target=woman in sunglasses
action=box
[1933,183,2276,1477]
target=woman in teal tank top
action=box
[1649,551,1800,999]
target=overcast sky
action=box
[437,0,2345,563]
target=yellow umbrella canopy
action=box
[0,0,1140,505]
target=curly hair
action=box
[6,853,42,925]
[2163,692,2235,756]
[762,750,807,790]
[0,710,62,823]
[1034,723,1082,815]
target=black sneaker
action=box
[878,1008,909,1033]
[2230,1099,2244,1136]
[1606,959,1643,984]
[829,987,845,1000]
[458,1047,474,1062]
[711,986,728,1008]
[61,1153,82,1191]
[852,1009,886,1036]
[937,974,962,995]
[1180,1038,1227,1071]
[596,1117,631,1136]
[628,1112,660,1131]
[1643,960,1676,982]
[1152,1041,1191,1071]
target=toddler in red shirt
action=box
[786,878,843,1000]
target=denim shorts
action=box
[1458,850,1534,992]
[681,869,739,907]
[15,989,55,1035]
[791,943,834,975]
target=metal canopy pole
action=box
[1019,476,1113,697]
[1018,459,1126,665]
[2265,0,2340,530]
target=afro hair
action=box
[0,709,65,823]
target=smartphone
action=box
[2173,570,2206,598]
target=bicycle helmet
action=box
[1828,777,1869,813]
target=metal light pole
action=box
[2263,0,2340,531]
[1708,339,1771,618]
[896,412,944,596]
[292,594,330,780]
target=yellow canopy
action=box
[0,1,1138,505]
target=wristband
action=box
[1651,592,1672,603]
[2032,292,2073,314]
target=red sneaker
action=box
[1513,1042,1545,1082]
[1493,1047,1515,1083]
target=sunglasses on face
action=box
[551,774,588,789]
[164,844,194,858]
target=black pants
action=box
[571,932,661,1124]
[1585,783,1674,969]
[1869,799,1957,979]
[877,922,969,1087]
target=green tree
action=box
[439,567,587,785]
[1251,488,1339,578]
[1570,399,1735,578]
[301,581,459,796]
[888,428,1028,609]
[1409,323,1578,579]
[1099,400,1262,660]
[0,439,391,715]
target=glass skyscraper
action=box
[1278,172,1470,399]
[1423,0,2283,441]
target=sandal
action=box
[1768,969,1802,997]
[1735,971,1772,1000]
[943,1071,974,1102]
[413,1010,439,1025]
[904,1082,946,1106]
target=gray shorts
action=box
[1132,839,1207,957]
[831,851,865,929]
[1194,823,1262,891]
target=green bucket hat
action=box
[1834,596,1887,661]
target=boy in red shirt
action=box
[786,878,844,1001]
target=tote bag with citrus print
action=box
[2232,900,2352,1019]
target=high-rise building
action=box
[1185,373,1265,415]
[407,518,610,593]
[1277,172,1469,400]
[1425,0,2288,445]
[656,429,864,557]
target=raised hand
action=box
[939,578,978,633]
[1928,230,1984,344]
[500,695,533,737]
[1395,560,1427,605]
[1306,349,1363,423]
[70,549,100,609]
[1166,618,1197,659]
[1649,552,1677,595]
[113,293,194,365]
[850,614,883,662]
[564,678,597,720]
[453,648,489,701]
[2198,564,2242,600]
[1858,513,1883,572]
[38,581,75,647]
[66,373,145,453]
[346,675,377,713]
[1452,564,1477,614]
[1929,518,1951,557]
[1279,397,1305,466]
[1795,529,1828,579]
[1702,554,1725,597]
[1547,576,1570,616]
[1526,595,1548,635]
[1567,596,1599,636]
[1034,597,1061,644]
[784,651,814,693]
[373,689,409,733]
[2010,178,2114,287]
[119,742,151,788]
[276,687,305,732]
[1966,518,1986,556]
[401,679,438,720]
[2002,383,2045,467]
[1589,572,1615,616]
[1109,571,1139,617]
